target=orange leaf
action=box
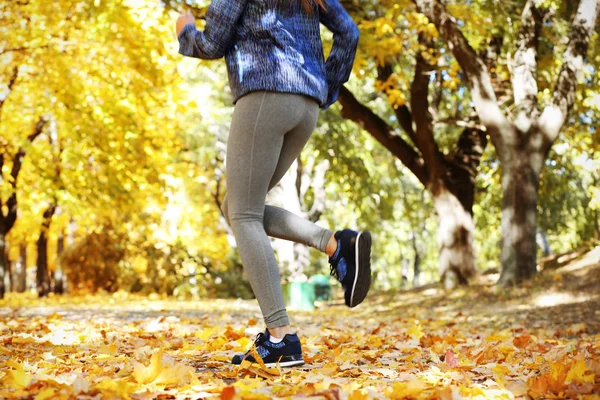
[513,334,531,349]
[221,386,236,400]
[349,389,369,400]
[445,350,459,368]
[528,376,549,397]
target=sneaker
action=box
[231,331,304,367]
[329,229,372,307]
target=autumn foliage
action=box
[1,255,599,399]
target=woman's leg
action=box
[225,91,317,329]
[222,100,333,254]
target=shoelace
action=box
[240,332,269,362]
[253,332,269,348]
[329,261,341,281]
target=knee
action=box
[228,212,264,233]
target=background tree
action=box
[413,0,599,284]
[335,1,488,286]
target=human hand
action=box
[176,11,195,37]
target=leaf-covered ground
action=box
[1,249,599,400]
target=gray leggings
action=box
[221,91,333,329]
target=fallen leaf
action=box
[408,322,424,339]
[220,386,236,400]
[565,359,595,384]
[2,360,31,389]
[445,350,459,368]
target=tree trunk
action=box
[536,228,551,257]
[593,176,600,242]
[411,231,421,287]
[36,205,56,297]
[15,244,27,293]
[498,143,543,285]
[54,232,65,294]
[0,234,6,298]
[7,240,14,293]
[594,209,599,242]
[432,189,478,289]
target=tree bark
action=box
[446,128,488,213]
[0,234,7,298]
[339,86,485,287]
[36,205,56,297]
[498,133,545,285]
[54,231,65,294]
[338,86,428,185]
[15,243,27,293]
[433,189,477,288]
[0,118,46,298]
[6,240,14,293]
[536,228,552,257]
[411,230,421,287]
[416,0,599,286]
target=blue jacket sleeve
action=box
[319,0,360,109]
[178,0,247,60]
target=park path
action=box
[1,249,599,399]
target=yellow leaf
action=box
[486,331,511,342]
[132,349,163,384]
[565,359,595,384]
[249,346,280,377]
[233,337,252,351]
[132,349,194,386]
[314,378,332,391]
[99,343,118,355]
[408,322,424,339]
[491,364,511,377]
[386,380,428,399]
[2,361,31,389]
[95,379,138,399]
[208,337,227,351]
[349,389,369,400]
[34,388,56,400]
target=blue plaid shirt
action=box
[178,0,359,109]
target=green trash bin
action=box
[310,274,332,302]
[283,282,315,311]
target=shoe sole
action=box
[349,231,372,307]
[266,358,305,368]
[234,357,305,368]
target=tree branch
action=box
[434,115,485,131]
[511,0,546,118]
[414,0,510,153]
[539,0,599,148]
[411,35,445,189]
[377,64,418,145]
[445,128,488,213]
[0,67,19,125]
[10,117,46,186]
[338,86,429,186]
[431,67,444,119]
[2,118,47,232]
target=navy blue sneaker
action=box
[329,229,372,307]
[231,331,304,367]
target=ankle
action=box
[268,325,296,338]
[325,232,338,258]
